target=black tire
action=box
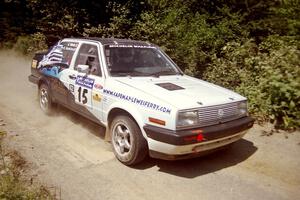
[39,84,54,115]
[110,115,148,165]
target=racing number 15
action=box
[78,87,88,104]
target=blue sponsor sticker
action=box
[103,89,172,114]
[75,75,95,89]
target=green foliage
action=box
[264,0,299,36]
[83,2,133,38]
[0,175,53,200]
[14,33,48,55]
[203,36,300,129]
[129,2,248,77]
[26,0,84,41]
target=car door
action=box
[56,41,79,107]
[65,42,105,123]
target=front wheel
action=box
[111,115,148,165]
[39,84,54,115]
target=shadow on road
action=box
[135,139,257,178]
[54,104,107,138]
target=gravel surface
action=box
[0,50,299,200]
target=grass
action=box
[0,130,57,199]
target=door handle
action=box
[68,74,76,80]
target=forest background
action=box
[0,0,299,129]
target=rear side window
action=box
[60,42,78,66]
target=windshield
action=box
[104,45,182,77]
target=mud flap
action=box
[104,128,111,142]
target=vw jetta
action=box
[29,38,254,165]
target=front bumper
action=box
[144,116,254,160]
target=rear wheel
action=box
[111,115,148,165]
[39,84,53,115]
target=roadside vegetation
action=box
[0,0,299,129]
[0,130,56,199]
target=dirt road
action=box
[0,50,299,200]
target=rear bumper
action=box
[144,116,254,160]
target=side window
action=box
[60,42,78,66]
[74,44,102,76]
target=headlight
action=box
[177,110,198,127]
[238,101,248,116]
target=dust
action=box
[0,50,113,164]
[0,50,90,131]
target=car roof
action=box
[63,37,155,47]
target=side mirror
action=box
[77,64,89,74]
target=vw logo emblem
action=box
[218,109,224,118]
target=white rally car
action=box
[29,38,254,165]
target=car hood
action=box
[114,75,246,110]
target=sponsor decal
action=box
[92,93,102,102]
[108,44,156,49]
[37,42,71,78]
[67,42,78,48]
[31,60,37,68]
[103,89,172,114]
[38,44,66,69]
[69,84,74,93]
[62,42,78,52]
[94,83,103,90]
[62,46,77,51]
[75,75,95,89]
[40,66,61,78]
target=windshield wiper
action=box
[111,70,180,77]
[111,71,147,77]
[111,71,131,77]
[148,70,177,77]
[128,71,148,76]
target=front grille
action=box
[197,102,243,127]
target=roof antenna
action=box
[113,41,118,45]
